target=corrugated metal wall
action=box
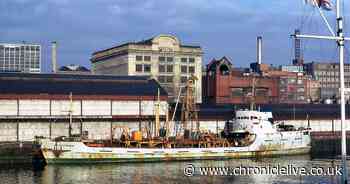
[0,99,168,116]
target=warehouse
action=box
[0,73,168,141]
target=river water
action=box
[0,155,347,184]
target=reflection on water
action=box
[0,155,348,184]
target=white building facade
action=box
[0,43,41,73]
[91,34,203,103]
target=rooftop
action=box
[0,73,167,97]
[92,34,201,56]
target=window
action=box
[181,66,187,73]
[159,65,165,73]
[231,88,243,97]
[189,58,195,63]
[136,64,143,72]
[144,56,151,61]
[181,58,187,63]
[167,65,173,73]
[144,64,151,72]
[159,56,165,62]
[136,55,143,61]
[158,76,165,83]
[166,76,173,83]
[189,66,195,73]
[181,76,187,83]
[167,57,173,62]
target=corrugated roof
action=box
[0,73,167,96]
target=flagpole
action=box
[296,0,347,183]
[336,0,348,182]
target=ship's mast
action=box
[69,92,73,138]
[181,75,199,136]
[250,76,256,111]
[295,0,349,183]
[155,88,160,137]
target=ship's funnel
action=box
[52,41,57,73]
[257,36,262,64]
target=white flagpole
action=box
[336,0,348,182]
[296,0,348,183]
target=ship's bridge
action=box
[235,110,272,121]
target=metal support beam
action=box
[293,34,350,41]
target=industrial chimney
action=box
[52,41,57,73]
[257,36,262,64]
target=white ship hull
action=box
[40,131,311,164]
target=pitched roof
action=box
[206,56,233,72]
[59,65,90,72]
[0,73,167,97]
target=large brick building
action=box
[203,57,315,104]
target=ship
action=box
[36,76,311,164]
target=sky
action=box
[1,0,350,72]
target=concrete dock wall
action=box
[281,119,350,132]
[0,118,345,142]
[0,121,111,142]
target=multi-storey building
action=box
[0,43,41,73]
[304,62,350,100]
[203,57,279,104]
[203,57,312,104]
[91,34,203,103]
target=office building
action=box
[304,62,350,100]
[91,34,203,103]
[0,43,41,73]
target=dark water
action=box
[0,155,348,184]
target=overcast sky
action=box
[1,0,349,72]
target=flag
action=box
[305,0,333,11]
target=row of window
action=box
[0,59,39,63]
[0,63,39,66]
[135,55,195,63]
[230,88,269,97]
[0,52,39,57]
[159,56,174,62]
[181,76,189,83]
[0,65,40,68]
[135,64,195,73]
[0,58,40,61]
[315,71,339,76]
[159,64,173,73]
[136,55,151,62]
[135,64,151,72]
[237,116,258,120]
[158,76,173,83]
[159,76,192,84]
[0,46,40,51]
[181,65,195,73]
[181,57,195,63]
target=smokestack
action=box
[52,41,57,73]
[257,36,262,64]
